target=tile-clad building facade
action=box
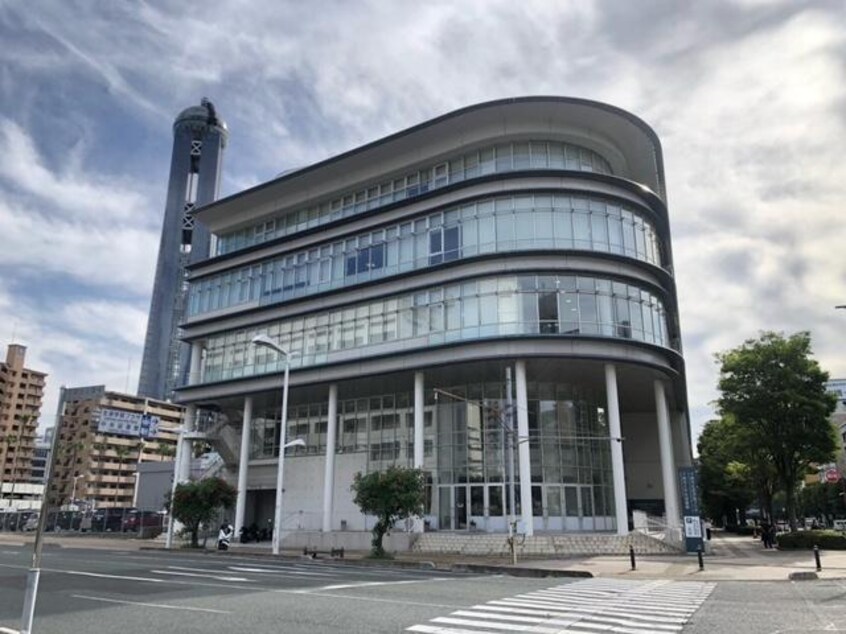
[0,344,46,496]
[176,97,693,538]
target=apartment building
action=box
[50,386,182,509]
[0,344,46,502]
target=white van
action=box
[833,519,846,531]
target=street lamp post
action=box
[434,378,523,564]
[70,474,84,508]
[251,334,304,555]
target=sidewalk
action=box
[1,530,843,582]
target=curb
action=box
[449,563,593,578]
[137,546,592,578]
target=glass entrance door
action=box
[455,486,467,530]
[563,484,594,531]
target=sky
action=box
[1,0,844,446]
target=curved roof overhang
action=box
[192,97,665,234]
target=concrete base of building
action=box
[275,529,680,556]
[280,530,419,553]
[411,531,681,557]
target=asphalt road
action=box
[2,545,846,633]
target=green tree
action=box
[697,417,756,525]
[113,445,131,506]
[717,331,837,531]
[351,466,425,557]
[171,477,237,548]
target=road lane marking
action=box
[151,569,254,582]
[407,579,715,634]
[300,577,452,592]
[72,594,231,614]
[62,570,170,583]
[0,627,21,634]
[0,559,480,609]
[228,566,333,577]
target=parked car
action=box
[0,509,19,531]
[90,508,132,532]
[20,511,38,532]
[122,510,164,533]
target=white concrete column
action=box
[189,341,203,386]
[413,372,425,469]
[413,372,425,533]
[605,364,629,535]
[234,396,253,534]
[322,384,338,532]
[654,379,680,528]
[514,360,533,536]
[177,405,195,483]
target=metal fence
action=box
[0,508,167,539]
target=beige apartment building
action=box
[50,386,182,509]
[0,344,46,505]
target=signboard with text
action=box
[96,408,159,439]
[678,466,703,553]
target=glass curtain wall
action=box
[201,273,672,384]
[248,379,615,533]
[189,194,663,317]
[216,140,615,255]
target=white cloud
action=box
[0,0,844,449]
[0,118,154,224]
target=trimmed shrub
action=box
[777,530,846,550]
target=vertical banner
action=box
[678,466,703,553]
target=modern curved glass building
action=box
[175,97,692,538]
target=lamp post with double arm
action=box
[251,334,305,555]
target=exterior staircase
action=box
[411,531,681,557]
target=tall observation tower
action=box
[138,98,228,400]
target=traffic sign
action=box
[825,468,841,484]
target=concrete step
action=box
[412,531,681,556]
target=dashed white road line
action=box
[228,565,333,577]
[299,577,453,592]
[151,569,254,582]
[72,594,231,614]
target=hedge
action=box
[777,530,846,550]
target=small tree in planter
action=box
[351,466,425,557]
[170,477,237,548]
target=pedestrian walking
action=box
[217,521,233,551]
[760,521,772,549]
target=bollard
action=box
[629,545,636,571]
[814,545,822,572]
[697,545,704,571]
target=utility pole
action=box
[20,387,65,634]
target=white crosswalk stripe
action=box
[407,578,715,634]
